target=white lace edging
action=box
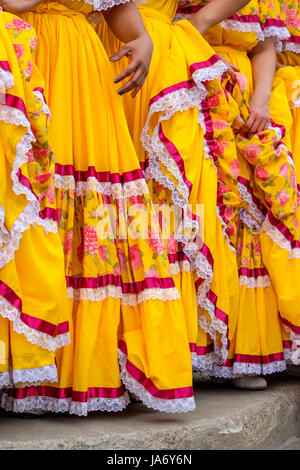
[68,286,180,305]
[0,393,130,416]
[283,324,300,366]
[141,61,231,366]
[0,104,57,268]
[80,0,131,11]
[54,175,149,198]
[0,296,71,352]
[262,218,300,259]
[239,208,262,234]
[0,68,14,91]
[118,349,196,413]
[168,260,191,275]
[201,360,287,378]
[285,42,300,54]
[32,90,51,118]
[191,351,219,372]
[221,19,262,38]
[237,182,265,227]
[0,372,11,388]
[239,274,272,288]
[0,364,58,389]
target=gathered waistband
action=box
[30,2,84,17]
[213,45,249,56]
[138,6,172,25]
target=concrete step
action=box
[0,375,300,450]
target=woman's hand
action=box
[218,55,240,82]
[110,33,153,98]
[242,97,271,134]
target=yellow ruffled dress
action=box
[277,1,300,178]
[2,0,196,415]
[0,9,71,399]
[177,0,300,376]
[93,0,243,375]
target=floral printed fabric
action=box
[2,13,57,221]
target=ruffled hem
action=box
[0,392,130,416]
[0,294,71,351]
[67,285,180,305]
[0,75,57,270]
[118,346,196,414]
[141,57,231,366]
[0,364,58,389]
[80,0,131,12]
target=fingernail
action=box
[110,55,116,61]
[118,91,124,95]
[114,79,120,84]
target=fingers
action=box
[114,61,138,86]
[110,44,131,63]
[117,64,146,96]
[243,112,270,134]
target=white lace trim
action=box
[239,208,262,233]
[285,42,300,54]
[221,18,262,39]
[291,94,300,109]
[67,286,180,305]
[118,349,196,413]
[0,372,11,388]
[141,62,231,366]
[202,360,287,378]
[237,182,265,227]
[168,260,191,275]
[0,68,14,91]
[239,274,272,288]
[0,104,57,268]
[81,0,131,12]
[0,296,71,352]
[282,324,300,366]
[260,26,290,43]
[0,364,58,389]
[1,393,130,416]
[191,351,219,372]
[32,90,50,118]
[262,218,300,259]
[54,175,149,198]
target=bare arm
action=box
[243,37,276,133]
[102,2,153,97]
[0,0,42,14]
[187,0,251,35]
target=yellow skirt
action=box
[2,2,195,415]
[0,10,71,391]
[96,7,241,375]
[205,45,300,377]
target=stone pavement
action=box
[0,375,299,450]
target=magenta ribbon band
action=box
[267,212,300,248]
[261,18,286,30]
[5,93,27,116]
[0,61,11,72]
[39,207,58,222]
[66,275,175,293]
[168,252,190,264]
[0,280,69,337]
[238,176,268,217]
[158,124,193,195]
[16,168,39,200]
[190,342,214,356]
[281,317,300,335]
[55,164,144,184]
[239,267,269,278]
[285,35,300,44]
[118,340,193,400]
[4,385,125,401]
